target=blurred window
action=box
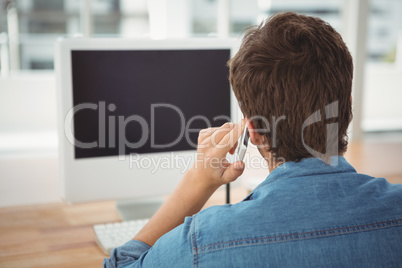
[367,0,401,63]
[0,0,149,70]
[0,0,401,71]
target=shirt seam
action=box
[191,214,199,268]
[196,218,402,254]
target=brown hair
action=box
[229,12,353,162]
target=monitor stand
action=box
[116,185,231,221]
[116,197,165,221]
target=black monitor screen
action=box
[71,49,231,159]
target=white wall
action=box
[0,72,58,153]
[0,73,59,207]
[0,72,56,132]
[2,68,397,137]
[363,64,402,131]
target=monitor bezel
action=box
[55,38,240,203]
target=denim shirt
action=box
[104,157,402,267]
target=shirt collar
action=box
[251,156,356,194]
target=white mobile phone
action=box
[234,126,249,162]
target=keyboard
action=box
[93,219,149,255]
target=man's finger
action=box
[199,122,233,139]
[210,122,235,146]
[222,161,245,183]
[218,120,245,150]
[228,141,238,155]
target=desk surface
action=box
[0,188,248,268]
[1,142,401,268]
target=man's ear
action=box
[246,118,265,146]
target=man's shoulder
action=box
[193,174,402,244]
[355,175,402,206]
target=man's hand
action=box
[189,120,246,189]
[133,121,246,246]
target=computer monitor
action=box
[55,38,240,205]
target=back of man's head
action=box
[229,12,353,163]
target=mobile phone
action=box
[234,126,249,162]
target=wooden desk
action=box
[0,188,248,268]
[0,142,401,267]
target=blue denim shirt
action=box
[104,157,402,267]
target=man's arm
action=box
[104,121,245,267]
[133,121,246,246]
